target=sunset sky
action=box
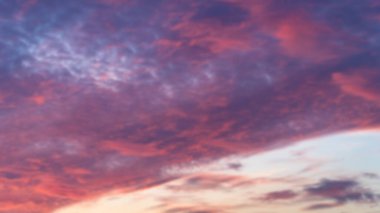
[0,0,379,213]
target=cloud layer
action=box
[0,0,379,212]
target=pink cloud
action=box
[0,1,379,212]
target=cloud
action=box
[0,0,379,212]
[164,207,222,213]
[332,70,380,104]
[227,162,242,170]
[191,1,250,26]
[363,172,380,179]
[166,174,259,192]
[262,190,298,201]
[304,178,380,209]
[305,202,342,210]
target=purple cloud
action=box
[304,179,379,209]
[0,0,379,212]
[262,190,298,201]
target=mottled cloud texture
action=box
[0,0,380,212]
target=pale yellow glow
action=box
[54,131,380,213]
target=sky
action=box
[55,131,380,213]
[0,0,379,213]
